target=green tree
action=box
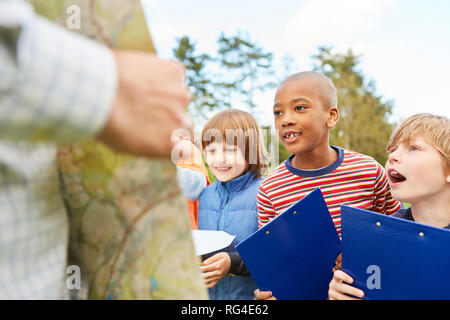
[173,33,276,118]
[312,47,396,165]
[173,36,217,116]
[216,32,276,109]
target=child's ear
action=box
[326,106,339,129]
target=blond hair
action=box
[201,109,269,178]
[387,113,450,167]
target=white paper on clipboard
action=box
[191,230,236,256]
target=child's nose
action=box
[280,113,296,127]
[388,149,401,164]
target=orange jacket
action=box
[177,142,209,229]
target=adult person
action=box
[0,0,191,299]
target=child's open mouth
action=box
[282,131,302,143]
[388,169,407,184]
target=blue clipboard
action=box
[341,205,450,300]
[236,188,341,300]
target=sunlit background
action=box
[142,0,450,123]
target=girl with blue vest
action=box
[198,109,268,300]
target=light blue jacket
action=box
[198,171,261,300]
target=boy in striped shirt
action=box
[258,71,400,233]
[254,71,401,300]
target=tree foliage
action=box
[312,47,395,165]
[216,33,276,109]
[173,36,216,113]
[174,37,396,167]
[173,32,276,118]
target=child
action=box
[197,109,269,300]
[254,71,401,300]
[328,113,450,300]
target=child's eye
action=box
[295,105,306,112]
[409,145,421,151]
[273,110,281,117]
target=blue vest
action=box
[198,171,261,300]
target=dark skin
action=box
[255,72,342,301]
[273,71,340,170]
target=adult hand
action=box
[97,50,192,158]
[328,270,364,300]
[200,252,231,289]
[254,289,277,300]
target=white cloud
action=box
[280,0,450,119]
[141,0,214,58]
[149,23,189,56]
[140,0,159,10]
[283,0,397,67]
[359,43,450,120]
[140,0,449,121]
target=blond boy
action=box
[328,113,450,300]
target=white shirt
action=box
[0,0,117,299]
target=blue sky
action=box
[142,0,450,126]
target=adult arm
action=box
[0,0,191,158]
[0,0,116,142]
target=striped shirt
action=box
[257,146,401,236]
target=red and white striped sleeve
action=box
[257,183,277,229]
[372,162,402,215]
